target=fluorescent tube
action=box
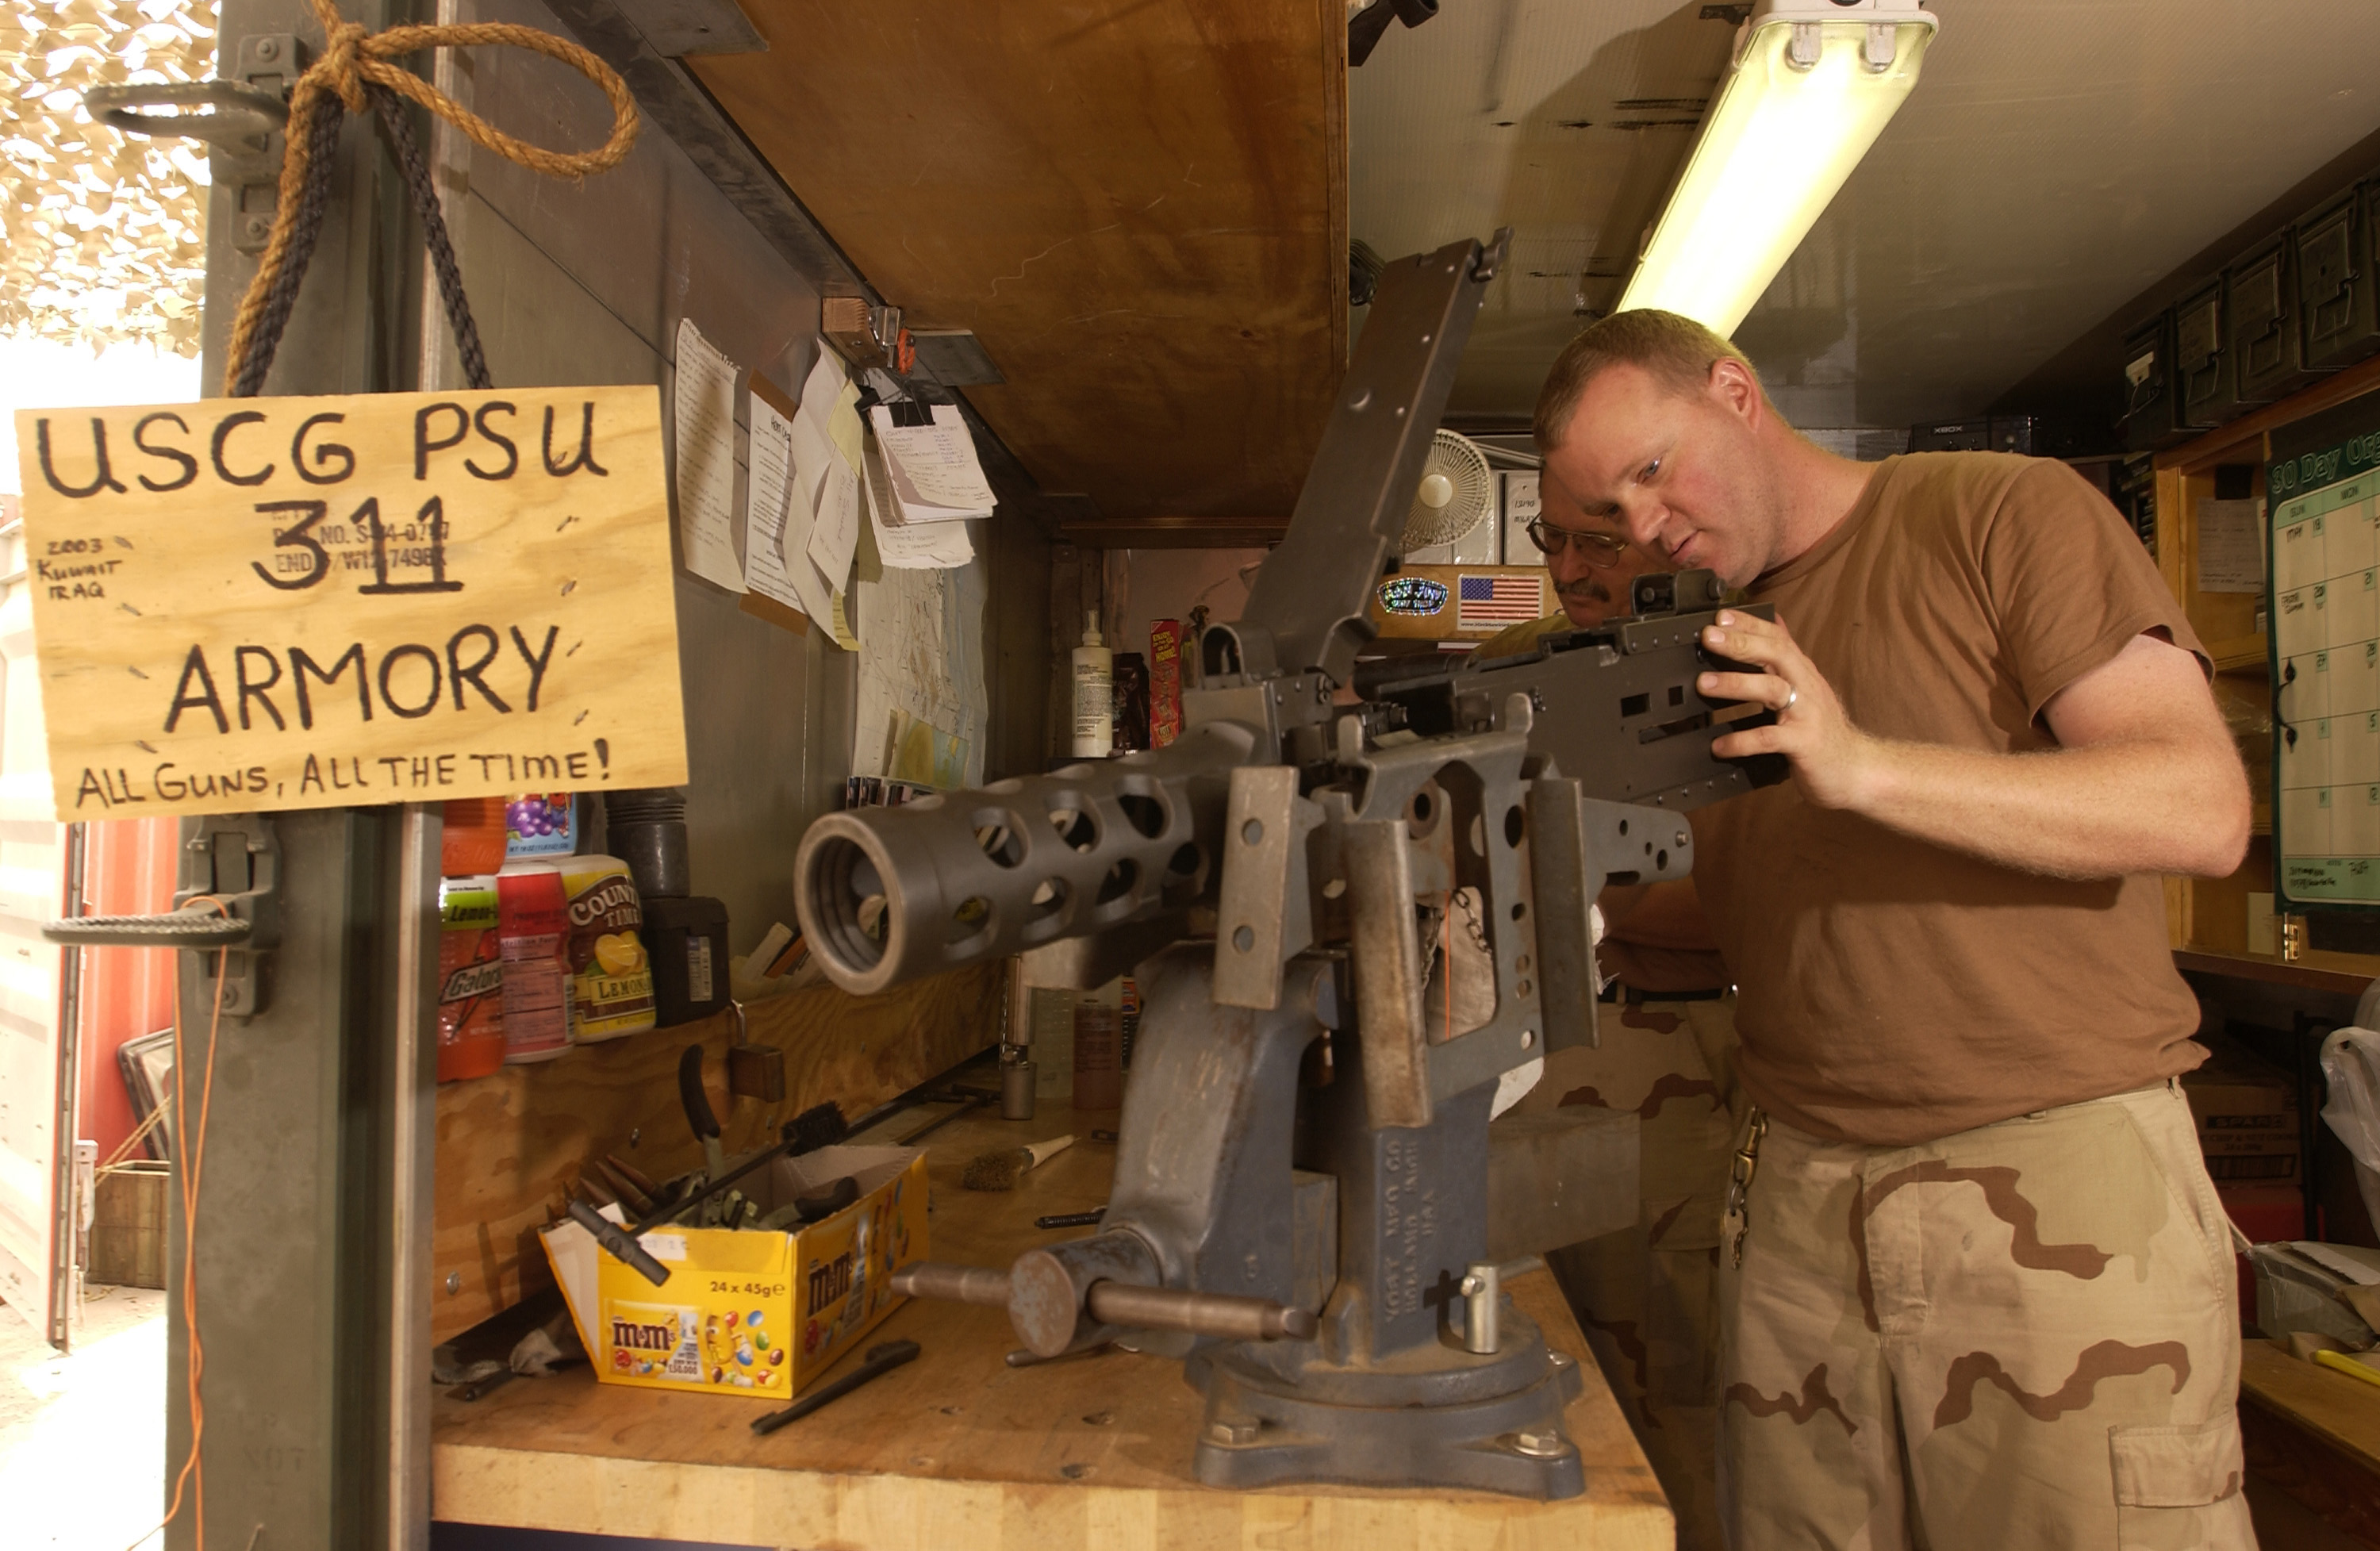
[1614,0,1937,336]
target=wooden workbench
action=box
[2241,1338,2380,1545]
[431,1096,1672,1549]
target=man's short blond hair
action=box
[1533,309,1756,450]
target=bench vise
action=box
[793,232,1777,1497]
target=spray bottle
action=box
[1071,612,1113,758]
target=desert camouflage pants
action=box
[1519,997,1744,1551]
[1718,1080,2256,1550]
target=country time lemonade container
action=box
[539,1143,927,1399]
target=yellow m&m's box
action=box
[542,1143,927,1399]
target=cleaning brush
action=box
[962,1134,1076,1192]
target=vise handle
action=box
[892,1262,1316,1343]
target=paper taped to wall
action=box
[672,317,744,593]
[745,380,834,625]
[868,403,993,524]
[862,433,973,570]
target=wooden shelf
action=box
[2209,634,2269,672]
[2158,363,2380,966]
[2175,946,2379,998]
[2155,350,2380,476]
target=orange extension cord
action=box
[126,904,229,1551]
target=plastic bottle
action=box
[1073,994,1122,1111]
[556,854,657,1042]
[435,875,506,1082]
[495,860,572,1064]
[1071,612,1113,758]
[505,793,579,858]
[440,797,509,877]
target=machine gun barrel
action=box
[793,720,1261,995]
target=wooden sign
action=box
[13,386,688,819]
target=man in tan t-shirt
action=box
[1534,309,2255,1550]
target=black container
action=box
[2231,232,2327,405]
[1909,418,1990,452]
[1111,651,1150,754]
[606,786,689,901]
[2121,310,2184,451]
[2299,183,2380,371]
[2174,278,2240,424]
[1986,416,2039,455]
[643,894,729,1026]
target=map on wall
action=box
[850,545,988,790]
[2269,412,2380,905]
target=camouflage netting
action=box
[2,0,217,356]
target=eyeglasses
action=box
[1524,520,1630,563]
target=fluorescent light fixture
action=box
[1614,0,1937,336]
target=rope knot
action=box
[314,17,373,113]
[224,0,642,395]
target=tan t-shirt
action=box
[1691,452,2211,1146]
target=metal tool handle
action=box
[1084,1281,1317,1343]
[677,1044,720,1140]
[892,1261,1316,1342]
[43,909,253,950]
[750,1338,921,1434]
[566,1199,670,1287]
[892,1261,1012,1307]
[84,81,289,148]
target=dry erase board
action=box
[2269,393,2380,905]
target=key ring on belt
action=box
[1727,1110,1768,1266]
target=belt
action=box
[1599,984,1729,1004]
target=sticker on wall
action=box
[1456,572,1545,632]
[1376,576,1449,616]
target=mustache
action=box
[1555,578,1612,605]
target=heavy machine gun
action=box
[791,232,1780,1497]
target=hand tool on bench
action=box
[566,1198,671,1286]
[676,1044,729,1223]
[749,1339,921,1434]
[634,1099,849,1234]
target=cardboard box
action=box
[2249,1241,2380,1349]
[542,1143,927,1399]
[88,1161,168,1288]
[2182,1054,2300,1184]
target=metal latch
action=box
[84,34,302,255]
[43,815,281,1017]
[81,79,290,154]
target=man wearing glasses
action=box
[1516,474,1653,630]
[1531,309,2254,1548]
[1486,460,1744,1551]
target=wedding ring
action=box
[1783,687,1798,710]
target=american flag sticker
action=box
[1457,573,1543,631]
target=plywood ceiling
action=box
[1349,0,1731,422]
[689,1,2380,524]
[690,1,1347,524]
[1351,0,2380,432]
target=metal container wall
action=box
[74,816,178,1161]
